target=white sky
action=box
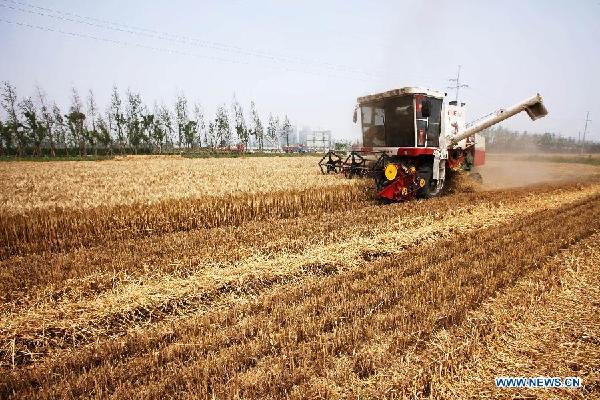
[1,0,599,141]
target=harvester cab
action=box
[319,87,548,201]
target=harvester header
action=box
[319,87,548,201]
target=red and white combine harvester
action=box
[319,87,548,201]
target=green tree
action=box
[66,88,86,156]
[20,97,46,156]
[0,119,10,155]
[280,115,292,147]
[214,104,231,147]
[249,101,263,150]
[183,120,198,150]
[152,116,165,154]
[68,88,86,156]
[266,113,279,149]
[86,90,99,156]
[126,90,144,154]
[175,93,188,149]
[207,121,216,149]
[141,112,155,151]
[232,98,248,149]
[176,98,197,150]
[539,132,555,151]
[36,85,56,157]
[96,114,112,154]
[52,104,68,155]
[110,86,126,154]
[157,104,173,151]
[193,103,205,148]
[1,82,21,156]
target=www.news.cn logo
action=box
[496,376,582,389]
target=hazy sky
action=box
[1,0,599,142]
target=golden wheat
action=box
[1,184,597,364]
[0,156,363,212]
[2,182,598,370]
[2,192,598,399]
[1,156,599,399]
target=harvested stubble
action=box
[1,182,597,370]
[2,191,599,399]
[288,205,600,400]
[0,181,586,304]
[416,232,600,400]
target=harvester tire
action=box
[417,165,444,199]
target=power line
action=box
[0,17,376,83]
[0,0,382,79]
[0,17,249,65]
[0,2,246,54]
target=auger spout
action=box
[450,93,548,146]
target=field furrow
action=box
[1,183,598,370]
[2,190,598,399]
[344,232,600,399]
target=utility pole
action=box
[580,111,591,154]
[448,65,469,103]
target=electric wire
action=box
[0,0,382,79]
[0,17,376,83]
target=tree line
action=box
[485,125,600,153]
[0,82,295,157]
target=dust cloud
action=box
[475,154,600,190]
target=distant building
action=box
[298,126,311,147]
[306,130,332,151]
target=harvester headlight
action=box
[384,163,398,181]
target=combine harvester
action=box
[319,87,548,200]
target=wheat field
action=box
[0,156,365,212]
[1,155,599,399]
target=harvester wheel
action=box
[416,165,445,199]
